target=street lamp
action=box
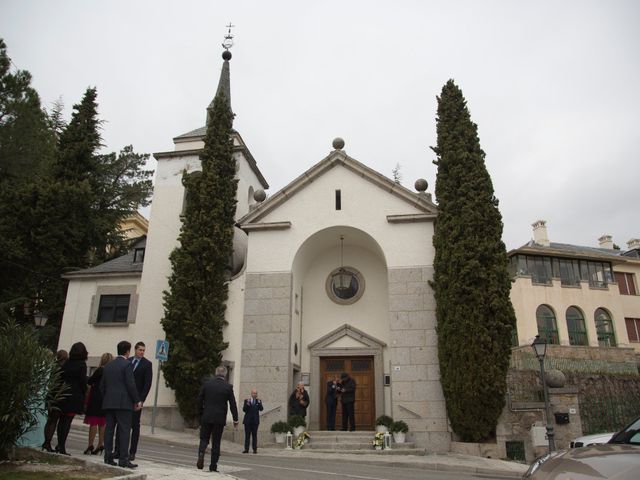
[531,335,555,452]
[33,311,48,328]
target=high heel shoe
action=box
[55,445,70,456]
[92,446,104,455]
[84,445,94,455]
[42,442,54,452]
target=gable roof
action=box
[238,149,437,227]
[62,237,147,279]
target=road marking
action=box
[222,459,406,480]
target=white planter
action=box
[293,426,305,437]
[392,432,406,444]
[274,433,286,444]
[375,425,389,433]
[374,445,382,450]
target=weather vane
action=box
[222,23,234,50]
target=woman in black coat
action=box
[42,349,68,452]
[82,352,112,455]
[55,342,88,455]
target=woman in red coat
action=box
[83,352,113,455]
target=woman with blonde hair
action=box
[83,352,113,455]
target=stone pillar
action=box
[388,266,450,453]
[240,272,292,433]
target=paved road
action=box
[66,429,519,480]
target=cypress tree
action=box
[431,80,516,442]
[161,84,237,424]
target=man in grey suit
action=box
[196,365,238,472]
[100,340,141,469]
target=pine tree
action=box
[431,80,516,442]
[91,145,153,263]
[161,87,237,424]
[0,38,55,181]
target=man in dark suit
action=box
[242,388,263,453]
[339,372,356,431]
[325,374,340,431]
[128,341,152,461]
[100,340,141,469]
[196,365,238,472]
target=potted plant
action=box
[270,420,290,443]
[375,414,393,433]
[391,420,408,444]
[289,415,307,437]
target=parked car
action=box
[570,431,615,448]
[523,416,640,479]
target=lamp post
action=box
[531,335,555,452]
[33,311,48,328]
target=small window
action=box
[536,304,559,344]
[566,306,588,346]
[625,318,640,343]
[595,308,616,347]
[97,295,130,323]
[133,248,145,264]
[335,189,341,210]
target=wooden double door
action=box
[319,356,375,430]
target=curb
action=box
[70,423,526,479]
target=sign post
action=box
[151,339,169,434]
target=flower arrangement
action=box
[293,431,310,449]
[372,432,385,448]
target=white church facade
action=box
[57,51,450,451]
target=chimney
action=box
[627,238,640,250]
[532,220,550,247]
[598,235,614,249]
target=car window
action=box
[610,417,640,445]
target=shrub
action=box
[288,415,306,428]
[0,320,62,459]
[391,420,409,433]
[270,421,290,434]
[375,415,393,428]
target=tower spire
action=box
[207,23,234,125]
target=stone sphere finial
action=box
[415,178,428,192]
[545,369,566,388]
[253,189,266,203]
[332,137,345,150]
[222,50,232,61]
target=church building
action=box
[57,48,450,451]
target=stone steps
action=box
[276,430,420,454]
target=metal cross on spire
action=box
[222,23,234,50]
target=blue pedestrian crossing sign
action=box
[155,339,169,361]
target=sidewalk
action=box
[73,421,529,479]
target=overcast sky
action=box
[2,0,638,250]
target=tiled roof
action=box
[63,237,146,278]
[510,240,638,263]
[174,126,207,139]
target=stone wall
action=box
[240,272,293,433]
[387,266,450,453]
[511,345,638,375]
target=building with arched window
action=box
[509,220,640,353]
